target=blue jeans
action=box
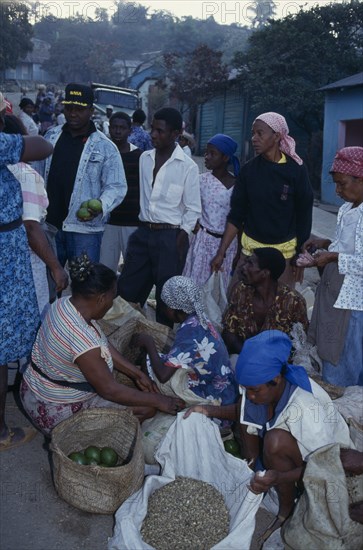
[55,230,103,266]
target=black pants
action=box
[117,227,189,326]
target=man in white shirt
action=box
[118,107,201,326]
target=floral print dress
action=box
[183,172,237,292]
[161,314,238,406]
[0,134,40,364]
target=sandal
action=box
[0,427,37,452]
[257,514,287,549]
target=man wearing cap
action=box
[34,83,126,265]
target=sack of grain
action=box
[108,412,263,549]
[51,408,144,514]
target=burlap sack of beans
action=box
[282,443,363,550]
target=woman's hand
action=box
[51,265,69,293]
[183,404,210,419]
[156,395,186,415]
[313,250,338,267]
[302,238,331,253]
[211,252,225,272]
[249,470,280,494]
[135,371,158,393]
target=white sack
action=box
[108,412,263,550]
[201,272,228,332]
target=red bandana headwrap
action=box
[330,147,363,178]
[255,112,303,165]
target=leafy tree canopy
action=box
[0,2,33,73]
[233,2,363,134]
[33,2,251,84]
[164,45,228,106]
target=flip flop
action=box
[257,514,287,549]
[0,427,37,452]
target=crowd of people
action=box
[0,81,362,535]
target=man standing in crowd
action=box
[35,83,126,265]
[100,111,142,272]
[118,107,201,326]
[128,108,153,151]
[102,104,113,137]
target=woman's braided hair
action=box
[69,253,117,297]
[68,253,92,283]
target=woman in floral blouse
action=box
[302,146,363,387]
[132,276,238,410]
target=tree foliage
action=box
[33,2,251,84]
[248,0,277,28]
[0,2,33,73]
[233,2,363,134]
[164,45,228,128]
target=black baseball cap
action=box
[62,83,94,107]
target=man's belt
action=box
[199,223,223,239]
[0,217,23,232]
[140,222,180,230]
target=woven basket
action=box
[99,316,174,388]
[50,408,145,514]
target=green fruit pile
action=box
[223,438,242,459]
[76,198,102,220]
[68,445,119,467]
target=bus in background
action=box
[91,82,140,127]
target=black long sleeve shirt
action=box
[227,155,314,252]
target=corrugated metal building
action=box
[320,72,363,205]
[196,82,249,159]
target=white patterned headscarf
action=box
[255,112,303,165]
[161,276,208,329]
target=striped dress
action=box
[23,297,113,404]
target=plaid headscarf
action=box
[161,276,208,329]
[330,146,363,178]
[255,112,303,165]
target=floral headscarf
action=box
[330,146,363,178]
[255,112,303,165]
[161,276,208,329]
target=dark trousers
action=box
[117,227,188,326]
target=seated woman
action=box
[20,254,184,435]
[185,330,352,530]
[300,146,363,387]
[222,248,308,359]
[132,276,238,419]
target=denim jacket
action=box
[35,126,127,233]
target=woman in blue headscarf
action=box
[183,133,240,293]
[185,330,352,531]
